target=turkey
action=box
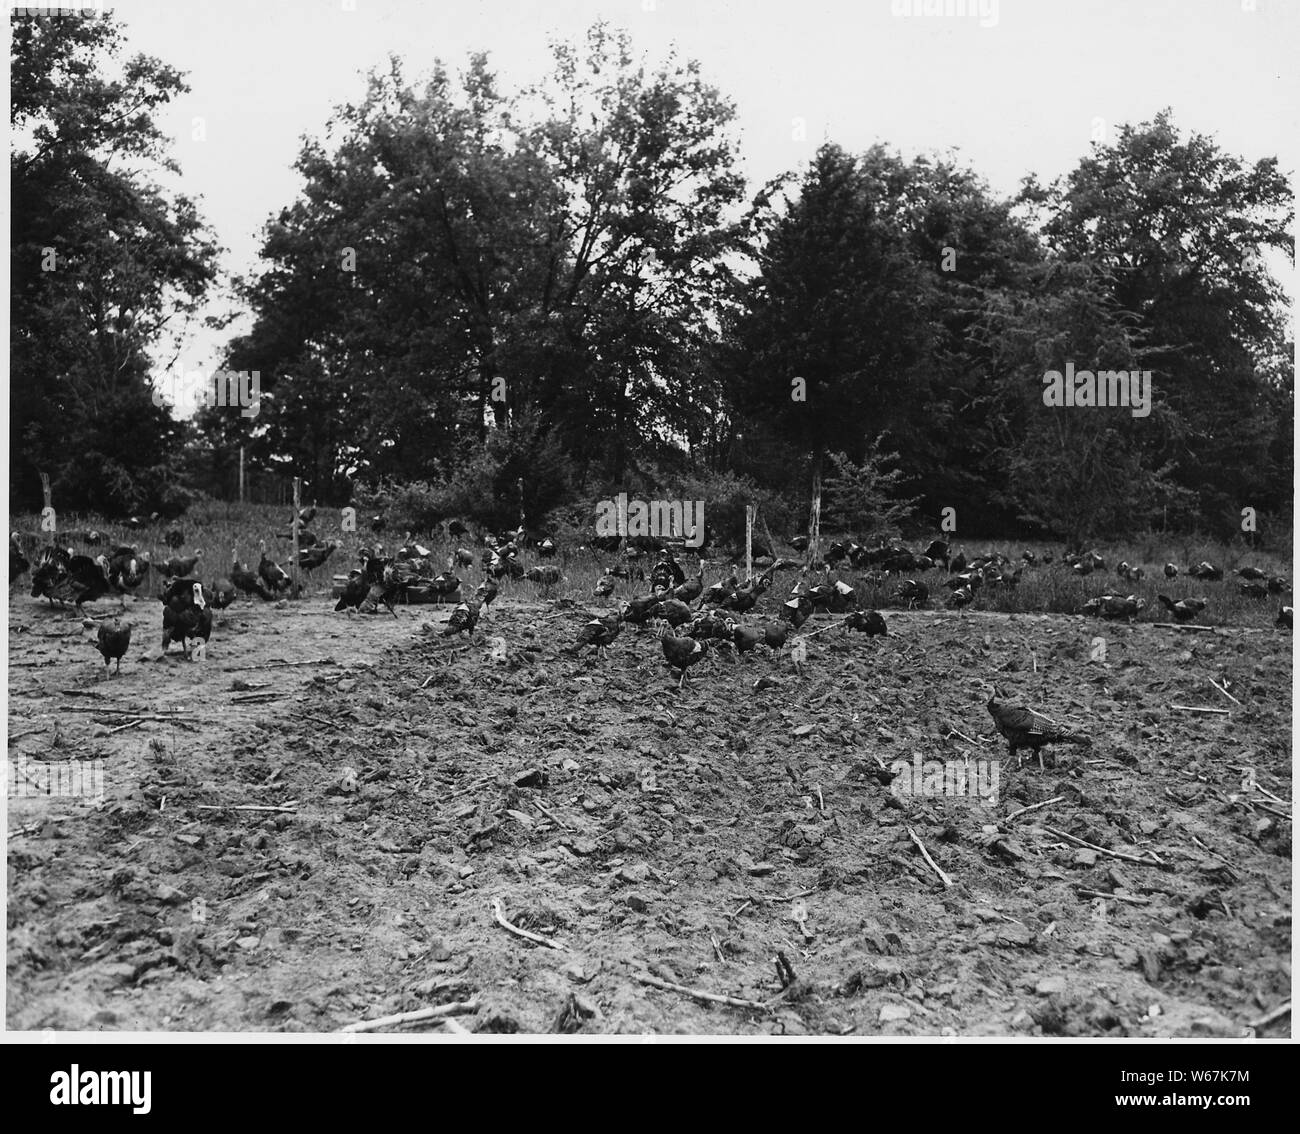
[1239,579,1270,600]
[1157,594,1207,622]
[760,621,789,658]
[719,575,763,615]
[987,686,1092,770]
[673,560,705,604]
[686,609,733,641]
[946,584,973,610]
[398,537,432,560]
[789,534,810,553]
[164,528,185,549]
[160,580,212,660]
[525,565,563,586]
[728,619,765,655]
[949,548,967,575]
[924,538,949,568]
[701,565,739,608]
[489,549,525,580]
[1164,563,1179,579]
[659,625,709,689]
[209,577,237,610]
[296,505,318,528]
[1021,550,1037,565]
[649,551,687,592]
[276,527,320,547]
[94,618,132,675]
[594,569,617,599]
[780,587,814,629]
[230,548,273,600]
[334,570,372,615]
[297,541,339,572]
[447,520,468,540]
[623,592,666,628]
[1188,561,1223,582]
[844,610,887,636]
[1278,606,1292,630]
[1082,594,1145,621]
[895,579,928,607]
[162,550,203,579]
[441,598,482,638]
[10,533,30,581]
[537,536,557,559]
[1268,576,1289,594]
[652,597,695,629]
[563,610,622,660]
[106,546,151,599]
[471,574,497,615]
[258,540,293,594]
[32,550,113,615]
[1234,566,1267,582]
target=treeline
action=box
[9,16,1294,542]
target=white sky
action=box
[16,0,1300,403]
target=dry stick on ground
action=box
[634,972,772,1012]
[727,899,753,922]
[1005,796,1066,822]
[227,658,339,671]
[1208,678,1243,707]
[1152,623,1216,632]
[339,998,480,1034]
[1170,704,1231,715]
[1248,1001,1291,1031]
[57,706,184,716]
[195,803,298,814]
[1075,888,1150,905]
[106,719,147,736]
[492,897,567,951]
[1041,824,1162,865]
[533,800,572,830]
[946,728,979,746]
[1252,802,1292,822]
[906,826,953,888]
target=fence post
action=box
[745,505,754,582]
[292,477,301,599]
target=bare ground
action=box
[5,588,1292,1036]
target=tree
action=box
[725,144,938,551]
[1032,109,1294,521]
[215,23,748,501]
[10,12,218,513]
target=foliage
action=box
[822,436,920,539]
[9,12,218,513]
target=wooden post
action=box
[517,477,526,536]
[808,460,823,566]
[239,447,246,504]
[38,471,56,533]
[745,505,754,582]
[291,477,301,599]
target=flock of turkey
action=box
[9,518,1292,768]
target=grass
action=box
[9,507,1292,628]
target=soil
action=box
[6,591,1292,1036]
